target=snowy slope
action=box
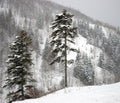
[0,0,120,89]
[14,82,120,103]
[1,0,120,102]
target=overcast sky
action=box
[50,0,120,27]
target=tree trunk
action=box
[21,73,25,100]
[65,33,67,87]
[21,84,24,100]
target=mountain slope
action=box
[13,82,120,103]
[0,0,120,102]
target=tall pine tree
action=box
[50,10,77,87]
[4,30,34,103]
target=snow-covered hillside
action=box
[1,0,120,102]
[14,82,120,103]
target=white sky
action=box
[49,0,120,27]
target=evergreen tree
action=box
[50,10,77,87]
[74,52,94,85]
[4,30,34,103]
[98,52,104,68]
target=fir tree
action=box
[50,10,77,87]
[98,52,104,68]
[74,52,94,85]
[4,30,34,103]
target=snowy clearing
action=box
[14,82,120,103]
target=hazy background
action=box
[49,0,120,27]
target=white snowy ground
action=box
[14,82,120,103]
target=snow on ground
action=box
[102,27,109,39]
[75,35,102,65]
[14,82,120,103]
[89,23,95,29]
